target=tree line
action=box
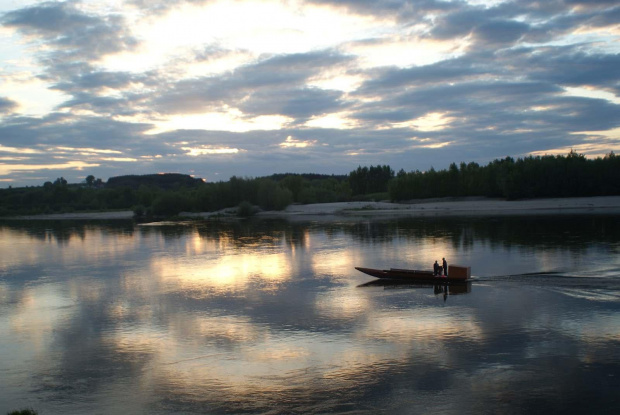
[388,150,620,200]
[0,151,618,218]
[0,173,353,217]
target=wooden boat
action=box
[355,265,471,283]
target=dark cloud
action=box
[307,0,457,21]
[520,5,620,44]
[357,56,485,92]
[586,5,620,27]
[0,97,18,114]
[0,113,152,149]
[2,2,138,60]
[238,88,345,119]
[525,50,620,89]
[152,51,354,115]
[2,1,97,32]
[56,93,130,114]
[474,19,530,45]
[431,7,531,47]
[349,73,620,161]
[51,70,138,95]
[427,1,618,47]
[430,8,483,40]
[233,51,354,88]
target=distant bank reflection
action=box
[3,213,619,248]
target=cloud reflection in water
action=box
[0,216,619,414]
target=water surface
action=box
[1,216,619,414]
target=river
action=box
[1,215,619,414]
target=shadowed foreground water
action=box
[1,215,619,414]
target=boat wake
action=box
[478,269,620,293]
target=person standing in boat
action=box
[442,258,448,276]
[433,260,440,276]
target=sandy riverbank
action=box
[182,195,620,220]
[5,196,620,221]
[266,196,620,218]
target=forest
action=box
[0,151,618,218]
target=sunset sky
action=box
[1,0,619,187]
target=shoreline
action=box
[0,196,620,220]
[3,210,136,221]
[3,196,620,221]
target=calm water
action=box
[1,215,619,414]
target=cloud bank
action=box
[0,0,619,186]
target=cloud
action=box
[237,87,345,119]
[525,50,620,91]
[2,2,138,60]
[0,0,619,186]
[2,2,97,33]
[0,97,18,113]
[565,0,620,7]
[356,56,484,92]
[0,113,153,148]
[127,0,213,15]
[54,70,137,93]
[474,19,530,45]
[151,50,353,116]
[1,2,141,119]
[307,0,457,21]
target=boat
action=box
[355,265,471,284]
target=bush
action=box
[133,205,145,217]
[151,192,190,216]
[7,409,38,415]
[237,201,256,217]
[351,192,389,202]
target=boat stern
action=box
[447,265,471,280]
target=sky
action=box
[0,0,619,187]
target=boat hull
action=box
[355,267,470,283]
